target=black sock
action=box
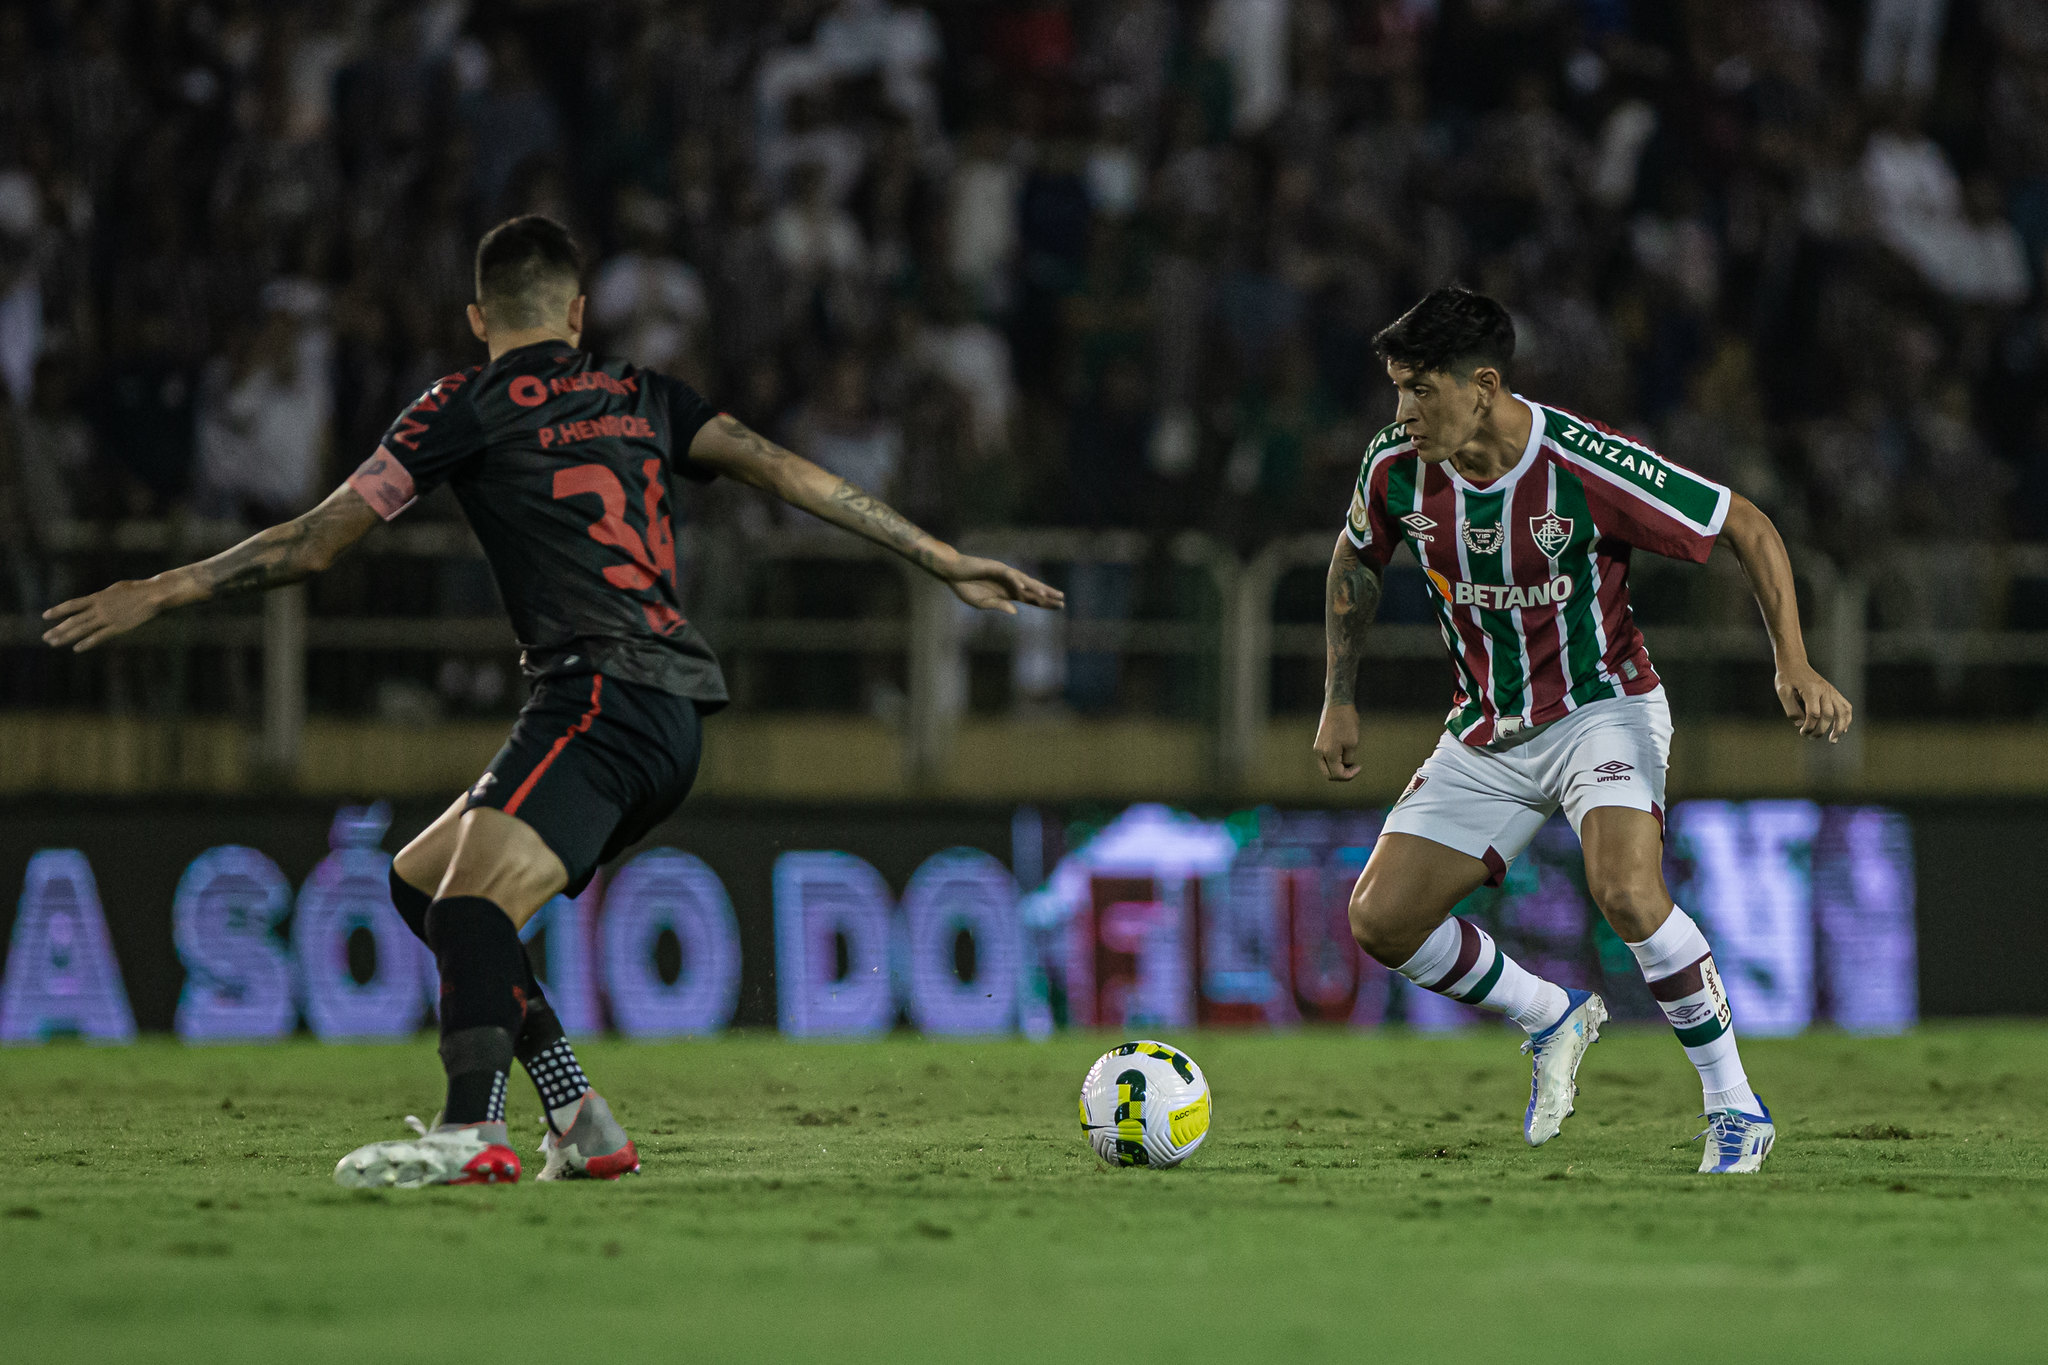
[389,864,432,943]
[394,865,563,1060]
[425,895,529,1125]
[439,1025,513,1125]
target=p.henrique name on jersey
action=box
[347,341,729,706]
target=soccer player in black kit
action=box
[43,216,1063,1187]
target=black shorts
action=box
[466,671,704,897]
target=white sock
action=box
[1395,917,1570,1035]
[1626,908,1760,1114]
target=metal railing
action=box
[6,518,2048,787]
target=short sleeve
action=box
[1344,455,1400,569]
[1568,439,1731,563]
[347,370,485,520]
[645,370,721,484]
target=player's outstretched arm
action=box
[1314,529,1382,781]
[40,483,381,652]
[1718,491,1852,742]
[689,414,1063,614]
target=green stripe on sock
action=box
[1455,946,1506,1004]
[1674,1017,1729,1048]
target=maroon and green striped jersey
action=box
[1345,396,1730,746]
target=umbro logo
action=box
[1400,511,1436,542]
[1668,1001,1713,1026]
[1594,759,1633,783]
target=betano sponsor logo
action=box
[1423,569,1575,610]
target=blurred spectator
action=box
[911,287,1016,457]
[1205,0,1293,136]
[10,355,93,522]
[0,168,46,407]
[464,37,562,220]
[1864,113,2030,305]
[947,121,1023,312]
[1861,0,1948,98]
[770,162,870,334]
[97,315,196,516]
[1079,0,1177,123]
[194,291,332,525]
[590,190,710,380]
[789,352,902,501]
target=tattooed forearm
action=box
[704,414,955,576]
[193,522,319,598]
[1324,542,1382,707]
[824,479,939,570]
[182,490,376,604]
[710,413,788,466]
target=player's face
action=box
[1386,360,1488,462]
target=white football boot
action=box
[1696,1100,1776,1173]
[1521,988,1607,1146]
[535,1091,641,1181]
[334,1116,521,1189]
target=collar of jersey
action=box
[489,339,576,367]
[1444,395,1544,495]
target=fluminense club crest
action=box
[1529,509,1574,557]
[1460,519,1504,555]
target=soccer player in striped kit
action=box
[1314,287,1852,1173]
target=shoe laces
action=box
[1691,1111,1744,1147]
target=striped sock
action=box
[1627,908,1759,1114]
[1395,917,1570,1034]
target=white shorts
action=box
[1382,688,1672,885]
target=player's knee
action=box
[1586,870,1666,937]
[436,830,565,921]
[390,843,439,900]
[1347,877,1405,964]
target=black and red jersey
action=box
[347,341,727,704]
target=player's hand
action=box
[41,579,170,652]
[1314,702,1361,780]
[1775,661,1853,742]
[942,554,1065,615]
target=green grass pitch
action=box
[4,1024,2045,1364]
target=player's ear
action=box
[566,293,586,341]
[1472,365,1500,407]
[467,303,489,345]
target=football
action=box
[1079,1040,1212,1168]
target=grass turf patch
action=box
[3,1024,2046,1363]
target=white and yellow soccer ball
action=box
[1079,1040,1211,1168]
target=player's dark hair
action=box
[474,215,583,328]
[1372,286,1516,381]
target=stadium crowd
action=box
[2,0,2046,587]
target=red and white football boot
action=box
[535,1091,641,1180]
[334,1116,521,1189]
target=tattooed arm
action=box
[1313,530,1383,780]
[41,483,380,652]
[689,413,1063,614]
